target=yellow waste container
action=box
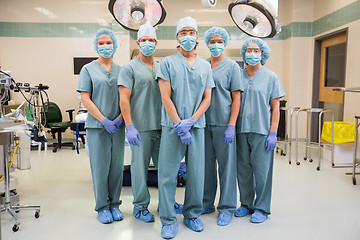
[321,121,355,144]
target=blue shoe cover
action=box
[200,206,215,215]
[250,210,267,223]
[111,208,124,221]
[183,218,204,232]
[174,202,183,214]
[133,206,155,222]
[234,206,252,217]
[161,222,179,239]
[217,212,232,226]
[97,210,113,224]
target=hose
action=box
[0,141,19,181]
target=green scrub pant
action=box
[158,127,205,225]
[236,132,274,215]
[130,130,161,210]
[86,127,125,212]
[203,126,237,215]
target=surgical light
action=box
[108,0,166,31]
[228,0,281,38]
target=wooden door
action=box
[319,32,347,103]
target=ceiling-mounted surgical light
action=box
[130,1,145,22]
[108,0,166,31]
[228,0,281,38]
[202,0,217,8]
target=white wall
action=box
[0,0,359,141]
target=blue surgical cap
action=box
[176,17,198,36]
[137,23,157,40]
[204,27,229,47]
[240,37,271,65]
[93,28,118,53]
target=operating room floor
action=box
[2,145,360,240]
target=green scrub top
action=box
[77,60,121,129]
[157,52,215,129]
[118,57,161,132]
[237,66,285,135]
[205,57,243,126]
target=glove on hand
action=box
[113,116,123,128]
[223,125,235,144]
[101,117,118,134]
[178,131,192,145]
[126,124,141,147]
[265,131,277,152]
[174,117,195,135]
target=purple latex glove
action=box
[126,124,141,147]
[223,125,235,144]
[174,117,196,135]
[178,131,192,145]
[265,131,277,152]
[100,117,118,134]
[113,116,123,128]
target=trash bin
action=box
[321,121,355,144]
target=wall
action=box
[0,0,130,138]
[0,0,359,140]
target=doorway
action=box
[312,29,348,142]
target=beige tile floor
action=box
[2,145,360,240]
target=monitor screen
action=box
[73,57,97,75]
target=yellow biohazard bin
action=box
[321,121,355,144]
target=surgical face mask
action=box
[208,43,225,57]
[245,52,261,66]
[98,44,114,58]
[139,41,156,56]
[179,35,197,51]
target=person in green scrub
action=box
[201,27,242,226]
[157,17,215,239]
[77,28,125,224]
[118,23,162,223]
[235,37,285,224]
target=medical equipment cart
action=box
[333,87,360,184]
[0,129,40,232]
[277,106,300,164]
[295,108,334,170]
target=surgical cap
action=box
[137,23,157,40]
[204,27,229,47]
[93,28,118,53]
[176,17,198,36]
[240,37,271,65]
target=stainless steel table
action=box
[0,129,40,232]
[333,87,360,184]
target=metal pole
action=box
[318,111,323,171]
[353,118,359,185]
[331,111,334,166]
[289,109,293,164]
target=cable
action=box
[0,142,19,182]
[0,70,49,108]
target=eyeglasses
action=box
[245,48,261,54]
[97,41,114,45]
[138,39,156,43]
[208,39,225,45]
[178,30,197,36]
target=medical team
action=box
[77,16,284,239]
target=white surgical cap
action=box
[137,23,157,40]
[176,17,198,36]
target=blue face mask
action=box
[98,44,114,58]
[179,35,197,51]
[245,53,261,66]
[209,43,225,57]
[139,41,156,56]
